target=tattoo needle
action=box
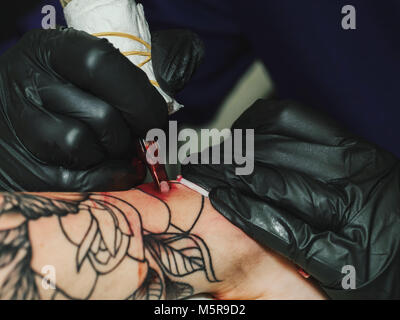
[137,139,170,192]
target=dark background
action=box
[1,0,399,157]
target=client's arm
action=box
[0,182,325,300]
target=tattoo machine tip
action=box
[137,139,170,192]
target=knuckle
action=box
[83,38,119,73]
[61,124,88,153]
[57,168,78,191]
[92,101,116,124]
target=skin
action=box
[0,182,326,300]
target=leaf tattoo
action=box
[165,278,194,300]
[129,267,164,300]
[130,267,195,300]
[145,233,219,282]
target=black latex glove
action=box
[0,27,203,192]
[182,99,400,299]
[151,29,204,98]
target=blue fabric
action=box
[1,0,399,156]
[144,0,400,157]
[0,0,65,53]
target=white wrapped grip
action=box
[63,0,183,113]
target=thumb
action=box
[60,159,147,192]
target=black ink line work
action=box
[0,190,220,299]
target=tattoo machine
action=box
[137,139,170,192]
[63,0,183,193]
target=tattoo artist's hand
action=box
[182,99,400,299]
[0,27,203,192]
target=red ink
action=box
[97,192,118,205]
[138,261,146,282]
[296,265,310,278]
[137,182,178,201]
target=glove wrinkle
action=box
[183,99,400,299]
[151,29,204,97]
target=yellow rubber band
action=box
[123,51,151,57]
[92,32,151,50]
[137,56,152,68]
[92,31,159,87]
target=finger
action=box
[11,101,105,169]
[252,134,357,181]
[231,99,371,180]
[34,28,168,136]
[233,99,354,146]
[0,142,146,192]
[151,29,204,96]
[181,144,236,191]
[62,159,147,192]
[38,77,131,159]
[236,163,350,230]
[184,154,347,230]
[209,187,353,287]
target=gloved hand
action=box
[0,27,203,192]
[151,29,204,98]
[182,99,400,299]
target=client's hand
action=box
[182,99,400,299]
